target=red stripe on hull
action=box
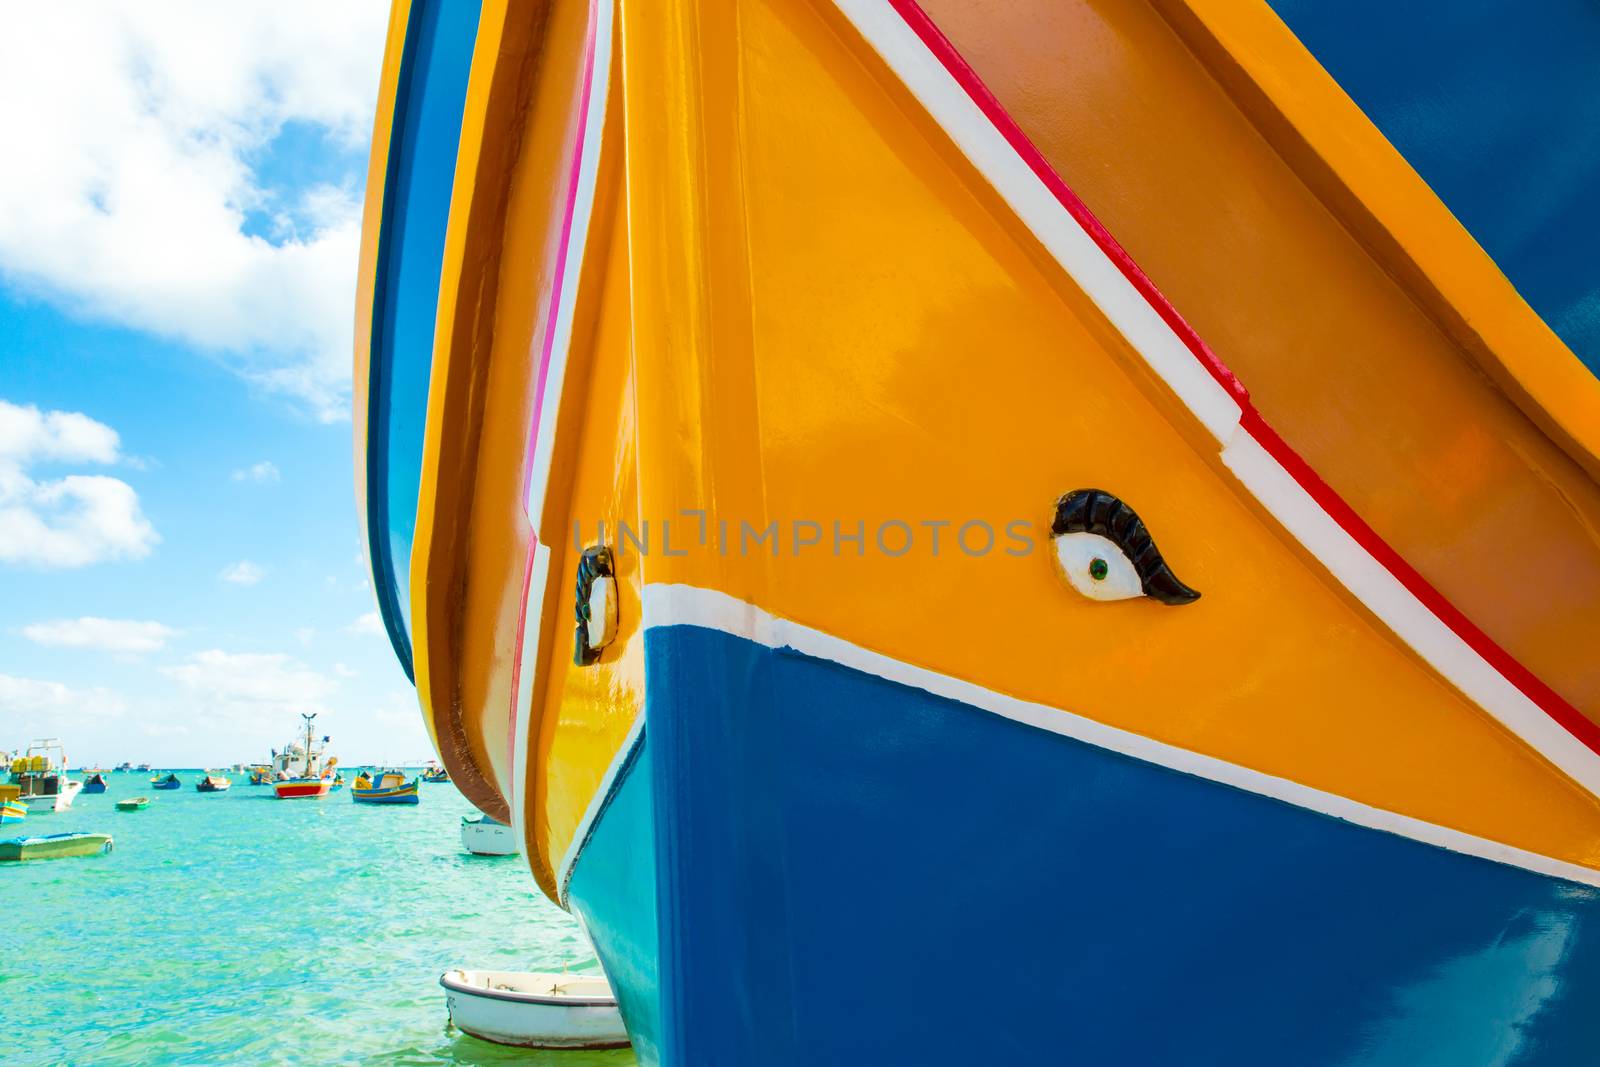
[273,781,333,799]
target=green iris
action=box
[1088,557,1108,581]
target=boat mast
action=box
[301,713,316,778]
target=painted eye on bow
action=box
[1050,489,1200,606]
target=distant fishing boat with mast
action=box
[271,714,338,800]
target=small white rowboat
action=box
[460,814,517,856]
[440,969,630,1049]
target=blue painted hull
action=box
[153,780,181,791]
[1267,0,1600,376]
[362,0,483,679]
[568,624,1600,1065]
[82,779,107,794]
[351,789,419,805]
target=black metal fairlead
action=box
[1051,488,1200,605]
[574,545,616,665]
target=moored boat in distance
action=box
[152,773,181,791]
[196,774,231,793]
[0,784,26,826]
[351,770,419,805]
[82,772,109,794]
[134,763,151,773]
[115,762,132,773]
[421,762,449,783]
[115,797,151,811]
[460,814,515,856]
[0,832,113,862]
[272,714,338,799]
[440,970,629,1050]
[9,740,82,812]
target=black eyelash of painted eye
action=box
[1050,489,1200,606]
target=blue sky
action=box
[0,2,431,767]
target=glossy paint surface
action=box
[638,621,1600,1065]
[566,732,659,1066]
[607,0,1600,868]
[914,0,1600,722]
[1156,0,1600,483]
[406,0,606,830]
[529,205,642,896]
[353,8,1600,1051]
[1268,0,1600,376]
[363,0,482,678]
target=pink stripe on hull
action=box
[507,0,603,779]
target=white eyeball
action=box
[1052,532,1143,602]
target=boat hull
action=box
[460,818,516,856]
[440,971,630,1050]
[354,0,1600,1062]
[115,798,150,811]
[566,621,1600,1064]
[82,778,107,794]
[19,779,83,812]
[273,779,333,799]
[0,832,113,862]
[0,803,25,825]
[351,784,420,805]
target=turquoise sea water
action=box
[2,771,638,1067]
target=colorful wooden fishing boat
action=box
[272,714,339,799]
[152,773,181,791]
[82,772,108,794]
[350,770,420,805]
[421,764,450,784]
[357,0,1600,1062]
[115,797,151,811]
[0,832,113,862]
[0,785,25,826]
[440,970,629,1050]
[195,774,231,793]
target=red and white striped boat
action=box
[272,713,338,800]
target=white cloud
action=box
[0,399,158,567]
[294,627,316,646]
[21,616,177,653]
[0,399,120,463]
[349,611,385,636]
[0,672,127,723]
[163,649,336,719]
[0,3,388,420]
[231,460,281,483]
[219,560,265,585]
